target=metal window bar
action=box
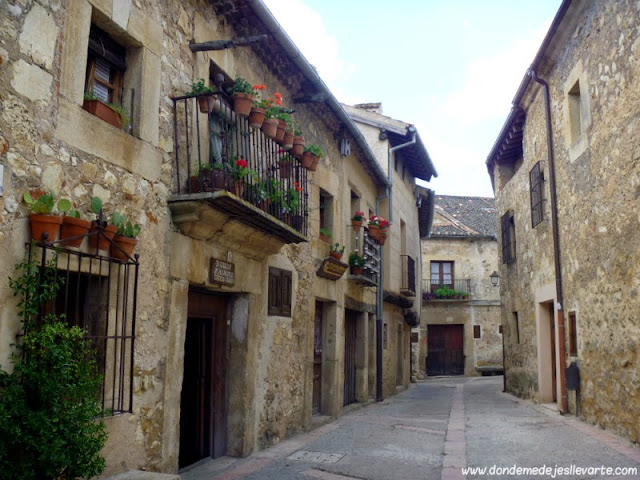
[172,87,308,236]
[400,255,416,295]
[27,228,139,415]
[422,279,471,300]
[362,228,380,284]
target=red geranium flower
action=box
[236,158,247,169]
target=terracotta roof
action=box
[430,195,496,238]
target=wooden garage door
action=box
[426,324,464,376]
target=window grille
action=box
[529,161,544,227]
[28,233,139,415]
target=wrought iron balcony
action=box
[169,88,308,244]
[349,228,380,287]
[400,254,416,296]
[422,279,471,301]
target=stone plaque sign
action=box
[316,256,348,281]
[209,258,235,286]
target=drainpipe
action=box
[387,127,417,223]
[375,194,385,402]
[529,69,568,414]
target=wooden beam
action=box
[189,34,268,52]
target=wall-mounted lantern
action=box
[490,271,500,288]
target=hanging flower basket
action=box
[282,130,294,150]
[300,151,313,169]
[275,119,287,142]
[291,135,304,158]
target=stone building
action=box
[0,0,435,476]
[487,0,640,444]
[418,195,502,378]
[343,102,438,387]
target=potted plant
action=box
[367,215,382,242]
[23,190,71,242]
[274,108,289,143]
[225,157,257,197]
[348,251,365,275]
[227,77,254,117]
[291,129,304,158]
[60,208,92,247]
[281,116,294,150]
[111,211,140,261]
[278,154,296,177]
[319,227,332,243]
[88,196,118,251]
[351,211,365,231]
[303,144,323,171]
[329,242,345,260]
[82,92,129,130]
[187,78,216,113]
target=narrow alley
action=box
[178,377,640,480]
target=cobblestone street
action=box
[180,377,640,480]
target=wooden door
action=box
[312,301,323,415]
[179,292,227,468]
[343,309,357,406]
[426,324,464,376]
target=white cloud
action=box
[441,24,551,123]
[262,0,353,88]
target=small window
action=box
[473,325,481,339]
[513,312,520,344]
[568,80,582,143]
[499,325,503,334]
[268,267,292,316]
[568,311,577,356]
[430,261,454,291]
[501,211,516,264]
[85,25,126,105]
[529,162,544,227]
[319,189,333,236]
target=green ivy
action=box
[0,257,107,479]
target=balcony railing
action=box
[400,255,416,296]
[349,228,380,287]
[172,88,308,237]
[422,279,471,301]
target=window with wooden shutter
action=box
[501,210,516,264]
[268,267,292,317]
[473,325,481,339]
[529,162,544,227]
[85,25,126,105]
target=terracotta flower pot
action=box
[60,216,92,247]
[262,118,279,139]
[82,99,122,128]
[275,119,287,142]
[198,95,215,113]
[351,220,363,231]
[248,107,266,129]
[291,136,304,158]
[89,222,118,250]
[329,251,343,261]
[368,224,381,242]
[30,214,63,243]
[232,180,245,197]
[279,161,293,177]
[351,266,364,276]
[282,130,294,150]
[300,151,313,169]
[232,93,253,117]
[111,235,138,261]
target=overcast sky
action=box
[262,0,562,197]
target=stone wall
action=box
[493,0,640,443]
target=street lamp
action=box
[490,271,500,287]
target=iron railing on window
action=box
[172,87,308,236]
[422,278,471,300]
[27,228,138,415]
[400,255,416,296]
[362,228,380,284]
